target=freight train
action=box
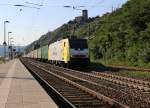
[24,38,90,67]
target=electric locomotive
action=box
[48,38,90,67]
[25,38,90,67]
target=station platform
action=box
[0,59,58,108]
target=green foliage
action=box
[0,57,4,64]
[126,46,139,64]
[90,0,150,67]
[26,0,150,67]
[115,70,150,81]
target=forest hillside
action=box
[26,0,150,67]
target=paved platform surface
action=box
[0,59,58,108]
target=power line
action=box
[29,0,45,41]
[25,2,43,7]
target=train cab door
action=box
[62,40,69,64]
[63,42,67,63]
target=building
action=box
[75,16,83,23]
[82,10,88,21]
[75,10,88,23]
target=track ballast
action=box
[21,58,150,108]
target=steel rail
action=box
[22,58,129,108]
[104,64,150,72]
[92,71,150,87]
[22,58,150,108]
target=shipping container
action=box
[37,48,41,59]
[30,51,34,58]
[33,49,38,59]
[41,45,48,60]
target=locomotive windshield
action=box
[69,39,88,49]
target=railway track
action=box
[91,71,150,88]
[104,64,150,72]
[21,58,128,108]
[38,63,150,107]
[22,58,150,108]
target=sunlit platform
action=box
[0,59,58,108]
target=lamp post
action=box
[8,32,12,47]
[3,21,10,60]
[8,32,12,59]
[10,38,14,60]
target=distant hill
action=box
[0,45,24,57]
[25,17,97,53]
[0,45,4,57]
[26,0,150,67]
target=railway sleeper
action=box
[67,97,96,101]
[24,59,130,108]
[73,104,109,108]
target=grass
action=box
[0,58,4,64]
[114,70,150,81]
[91,59,150,81]
[91,58,150,68]
[0,61,3,64]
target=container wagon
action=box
[37,48,41,60]
[33,49,38,59]
[41,45,48,61]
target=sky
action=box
[0,0,127,46]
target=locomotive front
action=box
[68,39,90,66]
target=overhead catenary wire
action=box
[29,0,46,42]
[25,2,43,7]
